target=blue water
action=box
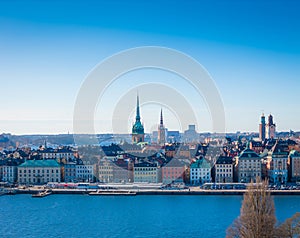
[0,195,299,238]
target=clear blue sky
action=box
[0,0,299,134]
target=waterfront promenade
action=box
[4,186,300,196]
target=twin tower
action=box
[259,113,276,141]
[131,95,166,145]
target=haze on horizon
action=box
[0,0,299,135]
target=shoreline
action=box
[5,188,300,196]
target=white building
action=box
[134,161,159,183]
[75,164,94,182]
[215,156,233,183]
[18,160,61,184]
[190,158,211,185]
[39,148,74,160]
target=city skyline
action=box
[1,1,300,134]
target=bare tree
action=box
[227,178,276,238]
[275,212,300,238]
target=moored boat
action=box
[89,190,136,196]
[32,190,52,198]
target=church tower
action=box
[266,114,276,139]
[158,109,166,145]
[132,95,144,143]
[259,113,266,141]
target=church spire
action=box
[136,94,140,122]
[132,93,144,143]
[160,108,163,125]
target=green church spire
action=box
[136,94,140,121]
[132,94,144,135]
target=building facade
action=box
[75,164,94,182]
[2,165,18,183]
[133,161,159,183]
[215,156,233,183]
[237,145,262,183]
[98,160,114,183]
[288,150,300,183]
[162,159,186,184]
[39,147,74,161]
[190,158,211,185]
[18,160,61,184]
[267,141,288,184]
[64,162,76,182]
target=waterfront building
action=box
[157,109,166,146]
[267,141,288,184]
[190,158,211,185]
[98,160,114,183]
[288,150,300,183]
[18,160,61,184]
[266,114,276,139]
[98,159,132,183]
[113,159,133,183]
[133,161,159,183]
[64,162,76,182]
[132,95,145,143]
[215,156,233,183]
[75,164,94,182]
[259,113,266,141]
[237,144,262,183]
[161,159,187,184]
[2,165,18,183]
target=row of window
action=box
[216,164,232,168]
[191,172,210,175]
[216,169,232,173]
[190,176,210,180]
[191,169,210,172]
[19,174,59,177]
[134,168,156,171]
[76,170,93,173]
[240,173,260,177]
[134,172,157,175]
[19,169,59,173]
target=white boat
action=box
[89,190,136,196]
[32,190,52,198]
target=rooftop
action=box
[19,160,60,168]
